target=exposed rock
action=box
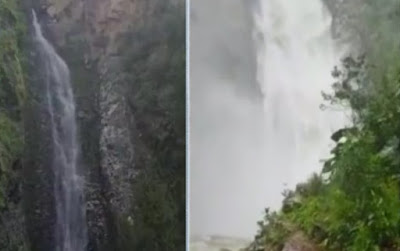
[281,232,319,251]
[99,73,135,216]
[47,5,57,17]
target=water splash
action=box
[32,10,88,251]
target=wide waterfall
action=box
[253,0,348,191]
[191,0,348,248]
[32,10,88,251]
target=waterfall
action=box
[253,0,348,189]
[191,0,350,245]
[32,10,88,251]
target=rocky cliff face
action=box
[22,0,184,250]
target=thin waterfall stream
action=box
[32,10,88,251]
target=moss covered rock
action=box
[0,0,28,249]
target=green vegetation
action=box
[249,60,400,251]
[0,0,28,250]
[0,0,26,110]
[0,114,22,208]
[248,1,400,250]
[0,0,26,210]
[117,2,185,250]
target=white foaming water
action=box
[191,0,349,246]
[32,10,87,251]
[253,0,347,192]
